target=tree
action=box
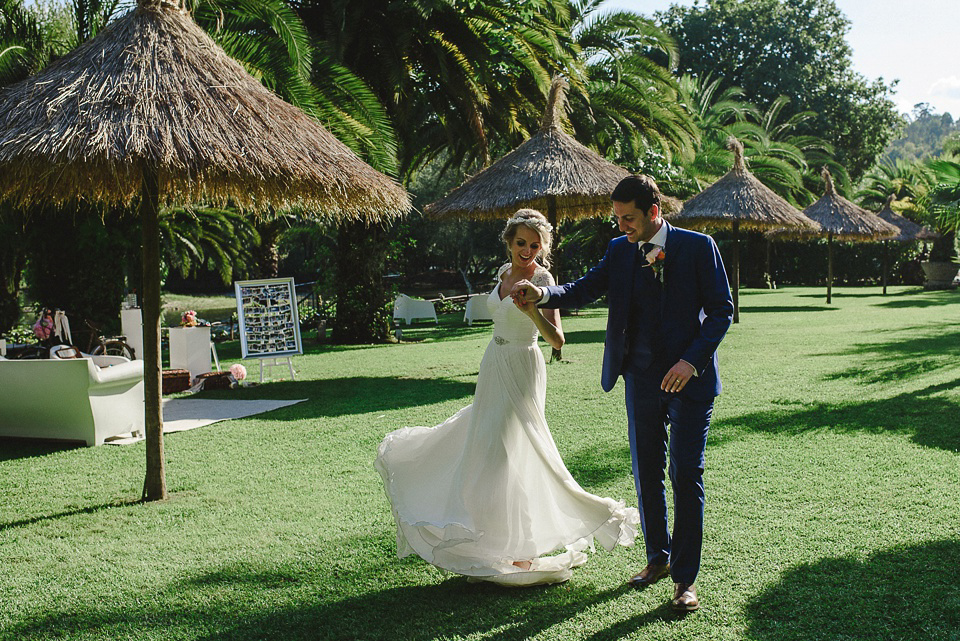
[657,0,901,181]
[192,0,398,176]
[885,103,960,164]
[0,0,68,333]
[675,76,844,206]
[926,159,960,262]
[855,158,933,212]
[24,204,131,346]
[565,0,698,167]
[293,0,581,178]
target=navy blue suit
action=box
[541,222,733,583]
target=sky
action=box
[603,0,960,119]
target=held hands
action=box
[509,281,543,316]
[661,360,696,393]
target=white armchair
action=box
[393,294,438,325]
[0,357,144,446]
[463,293,493,325]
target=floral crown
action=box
[507,211,553,234]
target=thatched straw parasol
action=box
[0,0,410,501]
[876,194,939,294]
[802,168,898,303]
[426,76,633,226]
[670,138,819,323]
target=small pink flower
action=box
[33,315,53,340]
[230,363,247,381]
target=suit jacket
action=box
[542,222,733,400]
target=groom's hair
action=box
[612,175,661,215]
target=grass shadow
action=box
[0,499,142,532]
[745,539,960,641]
[564,328,607,345]
[0,437,84,462]
[194,376,476,419]
[824,327,960,385]
[793,291,884,299]
[584,602,693,640]
[739,305,836,313]
[0,551,633,641]
[873,290,960,308]
[243,578,627,641]
[720,379,960,452]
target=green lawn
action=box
[161,292,237,327]
[1,286,958,641]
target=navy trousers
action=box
[623,371,713,585]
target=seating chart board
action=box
[234,278,302,359]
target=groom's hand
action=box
[661,360,696,393]
[510,281,543,306]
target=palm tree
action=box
[856,158,933,212]
[0,0,68,333]
[675,74,756,190]
[191,0,398,175]
[158,208,261,284]
[678,79,843,206]
[0,0,57,84]
[293,0,581,177]
[565,0,698,166]
[925,159,960,263]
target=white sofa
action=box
[0,357,144,446]
[393,294,438,325]
[463,293,493,325]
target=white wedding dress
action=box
[375,265,639,586]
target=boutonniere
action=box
[642,245,666,281]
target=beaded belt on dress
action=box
[494,336,509,345]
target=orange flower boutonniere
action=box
[642,245,666,281]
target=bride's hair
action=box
[501,209,553,269]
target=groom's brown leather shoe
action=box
[671,583,699,611]
[628,563,670,588]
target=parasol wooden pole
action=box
[731,220,740,324]
[546,195,562,362]
[826,232,834,304]
[141,167,167,502]
[765,236,774,289]
[882,240,889,295]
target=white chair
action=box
[463,293,493,325]
[50,344,130,367]
[393,294,438,325]
[0,356,144,446]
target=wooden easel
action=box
[258,356,295,383]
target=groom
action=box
[511,175,733,611]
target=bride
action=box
[376,209,639,586]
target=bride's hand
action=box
[510,281,542,305]
[510,281,541,317]
[512,295,538,316]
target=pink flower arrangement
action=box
[33,312,54,340]
[230,363,247,381]
[181,310,198,327]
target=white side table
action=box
[120,308,143,360]
[168,326,211,382]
